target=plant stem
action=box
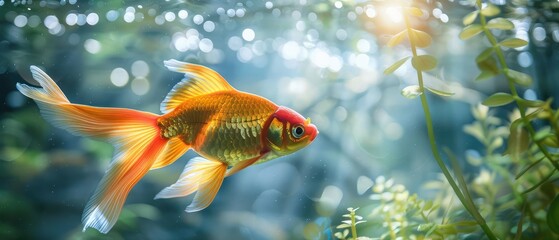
[403,12,498,240]
[350,210,357,240]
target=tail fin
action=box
[16,66,188,233]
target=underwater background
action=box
[2,0,559,239]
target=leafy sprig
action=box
[383,5,498,239]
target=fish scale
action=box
[157,90,277,166]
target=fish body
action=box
[16,60,318,233]
[158,91,277,166]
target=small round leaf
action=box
[505,69,533,86]
[459,24,483,40]
[463,10,479,25]
[476,47,495,63]
[482,92,514,107]
[480,3,500,17]
[387,29,408,47]
[384,56,411,75]
[499,38,528,48]
[411,55,437,71]
[411,29,432,48]
[486,18,514,30]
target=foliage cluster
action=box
[328,0,559,239]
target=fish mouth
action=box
[308,124,318,141]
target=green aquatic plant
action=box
[334,207,365,240]
[383,3,498,239]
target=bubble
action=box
[110,68,129,87]
[203,21,215,32]
[440,14,449,23]
[310,48,329,68]
[236,9,245,17]
[228,36,243,50]
[334,1,342,9]
[124,12,135,23]
[66,13,78,25]
[227,9,236,17]
[199,38,214,53]
[365,5,376,18]
[242,28,255,41]
[517,51,533,68]
[328,55,343,72]
[205,49,225,64]
[27,15,41,28]
[216,8,225,15]
[86,12,99,25]
[84,39,101,54]
[533,26,546,42]
[174,36,188,52]
[106,10,119,22]
[165,12,176,22]
[193,14,204,25]
[178,10,188,19]
[265,1,273,9]
[44,15,59,29]
[308,12,317,21]
[356,39,370,53]
[336,29,347,40]
[281,41,300,60]
[154,15,164,25]
[432,8,442,18]
[523,89,537,101]
[76,14,86,26]
[237,47,253,62]
[131,78,150,95]
[14,15,27,27]
[347,12,357,21]
[131,60,149,77]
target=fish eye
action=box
[292,124,305,139]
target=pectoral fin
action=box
[155,157,227,212]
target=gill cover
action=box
[263,106,317,153]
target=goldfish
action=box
[16,59,318,233]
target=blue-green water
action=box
[1,1,559,239]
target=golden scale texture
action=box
[157,91,278,166]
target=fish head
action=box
[263,106,318,155]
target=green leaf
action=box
[463,10,479,25]
[459,24,483,40]
[401,85,422,99]
[516,98,545,108]
[486,18,514,30]
[476,56,500,76]
[475,70,498,81]
[505,69,533,86]
[548,194,559,234]
[423,73,454,97]
[482,92,514,107]
[426,87,454,97]
[384,56,411,75]
[406,7,423,17]
[411,55,437,71]
[534,127,552,142]
[387,29,408,47]
[410,29,432,48]
[480,3,500,17]
[476,47,495,63]
[499,38,528,48]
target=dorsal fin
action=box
[161,59,235,114]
